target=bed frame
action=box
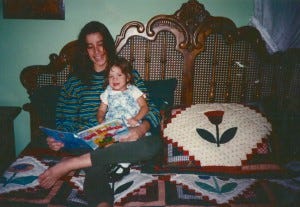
[1,1,298,206]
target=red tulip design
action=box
[196,110,237,147]
[205,111,224,125]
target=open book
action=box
[39,119,129,150]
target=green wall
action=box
[0,0,253,156]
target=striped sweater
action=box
[56,70,161,133]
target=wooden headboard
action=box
[20,0,297,141]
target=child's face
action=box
[108,66,129,91]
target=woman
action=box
[38,21,162,207]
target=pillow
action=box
[143,104,283,177]
[29,85,61,128]
[144,78,177,110]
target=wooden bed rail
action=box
[115,0,271,106]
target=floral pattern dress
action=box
[100,84,145,126]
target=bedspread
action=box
[0,142,299,207]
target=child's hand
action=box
[127,118,139,127]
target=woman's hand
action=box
[119,120,150,142]
[46,137,64,151]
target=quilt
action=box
[0,140,299,206]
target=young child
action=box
[97,56,149,127]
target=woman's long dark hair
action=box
[73,21,117,85]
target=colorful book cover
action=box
[39,119,129,150]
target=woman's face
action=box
[86,32,108,72]
[108,66,129,91]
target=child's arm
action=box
[128,95,149,126]
[97,102,108,123]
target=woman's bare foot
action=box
[38,159,70,189]
[38,153,92,189]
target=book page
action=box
[77,119,129,149]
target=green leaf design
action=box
[0,177,7,183]
[11,176,38,185]
[220,182,238,193]
[196,128,216,143]
[114,180,133,195]
[219,127,237,144]
[195,181,218,193]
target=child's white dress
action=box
[100,84,145,126]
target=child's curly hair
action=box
[103,56,134,88]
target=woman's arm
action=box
[46,77,81,151]
[55,77,81,132]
